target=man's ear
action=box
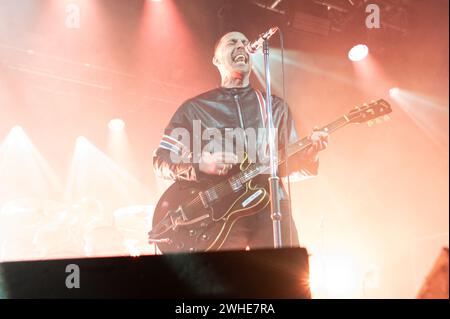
[212,55,220,67]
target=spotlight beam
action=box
[65,136,145,205]
[0,126,62,201]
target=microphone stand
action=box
[262,40,283,248]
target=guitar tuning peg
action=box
[383,115,391,122]
[367,120,374,127]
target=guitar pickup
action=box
[198,191,210,208]
[229,176,243,192]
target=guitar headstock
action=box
[347,99,392,125]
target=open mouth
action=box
[232,52,248,64]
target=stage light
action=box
[75,136,90,153]
[389,87,400,96]
[309,252,362,298]
[308,254,326,296]
[348,44,369,62]
[10,125,25,138]
[324,258,359,296]
[108,119,125,132]
[76,136,88,144]
[107,118,134,173]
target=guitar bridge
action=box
[149,207,185,237]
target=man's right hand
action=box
[199,152,238,175]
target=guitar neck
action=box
[232,114,352,185]
[283,115,350,162]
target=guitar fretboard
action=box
[285,115,349,161]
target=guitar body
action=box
[152,179,269,254]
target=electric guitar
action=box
[148,99,392,253]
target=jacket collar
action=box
[218,84,253,96]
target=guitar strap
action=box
[254,89,267,128]
[254,89,271,160]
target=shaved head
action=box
[212,31,252,87]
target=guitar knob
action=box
[189,229,196,236]
[189,247,196,252]
[201,234,210,241]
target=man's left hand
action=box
[305,129,329,161]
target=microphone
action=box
[245,27,279,54]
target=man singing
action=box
[152,31,328,251]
